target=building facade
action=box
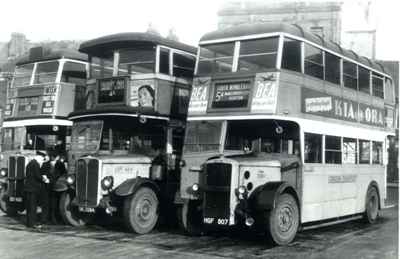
[218,0,342,42]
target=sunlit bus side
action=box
[58,33,196,234]
[178,23,397,245]
[0,47,88,215]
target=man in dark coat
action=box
[48,154,67,223]
[39,153,52,224]
[25,153,46,228]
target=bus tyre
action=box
[181,200,203,236]
[0,187,7,213]
[123,187,159,234]
[267,193,299,245]
[59,192,88,226]
[364,187,379,224]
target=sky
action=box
[0,0,399,61]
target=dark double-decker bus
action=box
[0,47,88,215]
[59,33,196,234]
[179,23,397,245]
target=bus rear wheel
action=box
[123,187,159,234]
[59,192,89,226]
[267,193,299,245]
[364,187,379,224]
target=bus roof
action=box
[79,32,197,57]
[16,47,88,66]
[200,23,388,75]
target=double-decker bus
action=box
[179,23,397,245]
[0,47,88,215]
[59,33,196,234]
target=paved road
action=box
[0,206,397,259]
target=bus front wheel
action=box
[123,187,159,234]
[364,187,379,224]
[266,193,299,245]
[59,192,88,226]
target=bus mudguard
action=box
[248,181,299,212]
[114,177,160,197]
[366,180,381,209]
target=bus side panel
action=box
[56,84,75,117]
[301,170,326,223]
[302,164,386,223]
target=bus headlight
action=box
[192,183,199,192]
[179,159,186,168]
[0,168,7,177]
[236,186,248,200]
[101,176,114,191]
[66,175,75,185]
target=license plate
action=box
[79,207,95,213]
[15,197,23,202]
[204,217,229,225]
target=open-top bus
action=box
[59,33,196,234]
[0,47,88,215]
[179,23,397,245]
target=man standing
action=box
[25,152,47,228]
[48,154,67,223]
[40,153,52,224]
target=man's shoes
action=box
[33,224,43,230]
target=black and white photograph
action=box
[0,0,398,258]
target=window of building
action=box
[343,61,358,90]
[359,139,370,164]
[281,38,301,72]
[304,44,324,80]
[325,51,340,85]
[237,37,279,72]
[372,141,383,164]
[173,53,195,78]
[325,135,341,164]
[304,133,322,163]
[372,72,384,98]
[358,66,370,94]
[197,42,235,74]
[342,138,357,164]
[159,48,170,75]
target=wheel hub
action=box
[278,207,293,232]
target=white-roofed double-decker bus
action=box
[0,47,88,215]
[178,23,397,245]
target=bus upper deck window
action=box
[33,61,59,84]
[119,49,155,75]
[325,52,340,85]
[343,61,358,90]
[281,38,301,72]
[173,53,195,78]
[13,64,34,87]
[304,44,324,80]
[238,37,278,72]
[197,43,234,75]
